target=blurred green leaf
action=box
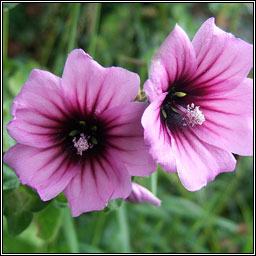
[5,210,33,236]
[9,60,41,97]
[3,188,33,235]
[3,215,45,253]
[3,163,20,190]
[79,243,104,253]
[22,186,51,213]
[53,192,68,208]
[104,198,124,214]
[3,185,50,235]
[34,203,62,241]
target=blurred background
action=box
[3,2,254,253]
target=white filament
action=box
[183,103,205,127]
[73,133,92,156]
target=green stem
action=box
[67,3,81,53]
[117,203,131,253]
[88,3,102,57]
[3,10,9,64]
[91,211,105,247]
[151,169,158,196]
[62,207,79,253]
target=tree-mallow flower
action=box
[4,49,156,217]
[142,18,253,191]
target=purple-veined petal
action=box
[4,144,78,201]
[101,102,156,177]
[145,24,197,102]
[144,62,169,103]
[64,149,131,217]
[126,182,161,207]
[188,17,253,93]
[191,78,253,156]
[141,93,177,173]
[7,108,63,148]
[172,128,236,191]
[11,69,67,118]
[7,69,68,148]
[61,49,140,115]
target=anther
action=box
[173,92,187,97]
[69,130,79,136]
[171,106,179,114]
[79,121,86,126]
[161,108,167,119]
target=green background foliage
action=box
[3,2,253,253]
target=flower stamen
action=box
[73,133,93,156]
[182,103,205,127]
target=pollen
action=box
[73,133,92,156]
[182,103,205,127]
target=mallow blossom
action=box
[4,49,156,217]
[126,182,161,207]
[142,18,253,191]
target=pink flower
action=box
[4,49,156,217]
[142,18,253,191]
[126,183,161,207]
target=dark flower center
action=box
[161,83,205,129]
[57,114,106,160]
[161,85,187,129]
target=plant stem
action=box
[151,170,158,196]
[91,211,105,247]
[117,203,131,253]
[62,207,79,253]
[3,9,9,64]
[88,3,101,57]
[67,3,81,53]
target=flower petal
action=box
[7,69,68,148]
[189,17,253,93]
[126,182,161,207]
[7,108,63,148]
[191,78,253,156]
[101,102,156,176]
[61,49,140,115]
[172,128,236,191]
[141,93,177,173]
[64,150,131,217]
[144,62,169,103]
[4,144,78,201]
[145,24,197,102]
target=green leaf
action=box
[53,192,68,208]
[3,185,51,235]
[6,210,33,236]
[3,215,45,253]
[22,186,51,213]
[3,189,34,235]
[8,60,41,97]
[34,203,62,241]
[3,163,19,190]
[79,243,104,253]
[104,198,124,214]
